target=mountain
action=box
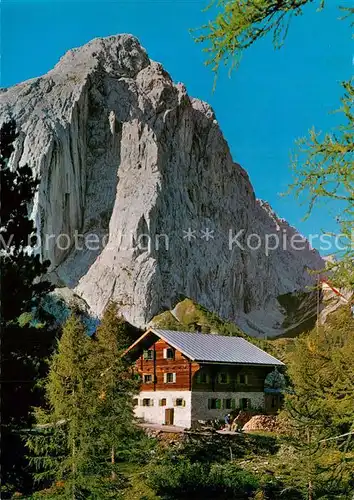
[0,34,325,337]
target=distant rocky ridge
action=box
[0,34,325,337]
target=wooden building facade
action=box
[124,328,284,428]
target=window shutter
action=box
[163,373,167,383]
[150,399,154,407]
[159,399,163,407]
[143,350,148,360]
[173,398,176,407]
[216,399,221,409]
[182,400,186,407]
[172,373,176,383]
[163,348,167,359]
[222,399,227,409]
[231,399,236,409]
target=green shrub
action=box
[209,463,259,496]
[116,430,158,464]
[147,459,259,499]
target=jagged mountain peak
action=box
[0,35,325,337]
[51,34,150,79]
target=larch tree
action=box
[289,80,354,288]
[28,305,141,498]
[195,1,350,76]
[282,307,354,498]
[195,2,354,288]
[88,302,140,477]
[195,0,316,77]
[27,315,116,499]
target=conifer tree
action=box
[27,315,120,499]
[289,81,354,288]
[0,119,55,497]
[28,307,140,498]
[195,2,354,287]
[88,302,140,475]
[195,1,352,76]
[0,119,53,325]
[282,307,354,497]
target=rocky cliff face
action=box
[0,34,325,337]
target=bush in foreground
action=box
[146,459,259,499]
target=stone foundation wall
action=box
[134,390,192,428]
[134,390,265,429]
[191,391,265,423]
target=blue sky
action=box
[1,0,353,248]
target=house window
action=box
[163,348,175,360]
[159,398,167,406]
[164,372,176,383]
[133,398,139,406]
[238,374,248,385]
[197,372,208,384]
[142,398,153,407]
[208,398,222,410]
[143,349,154,360]
[223,398,233,410]
[174,398,185,407]
[143,374,153,384]
[218,372,228,384]
[240,398,251,410]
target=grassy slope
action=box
[277,291,318,337]
[121,432,293,499]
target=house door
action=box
[165,408,174,425]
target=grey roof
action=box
[150,329,284,366]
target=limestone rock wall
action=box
[0,34,324,336]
